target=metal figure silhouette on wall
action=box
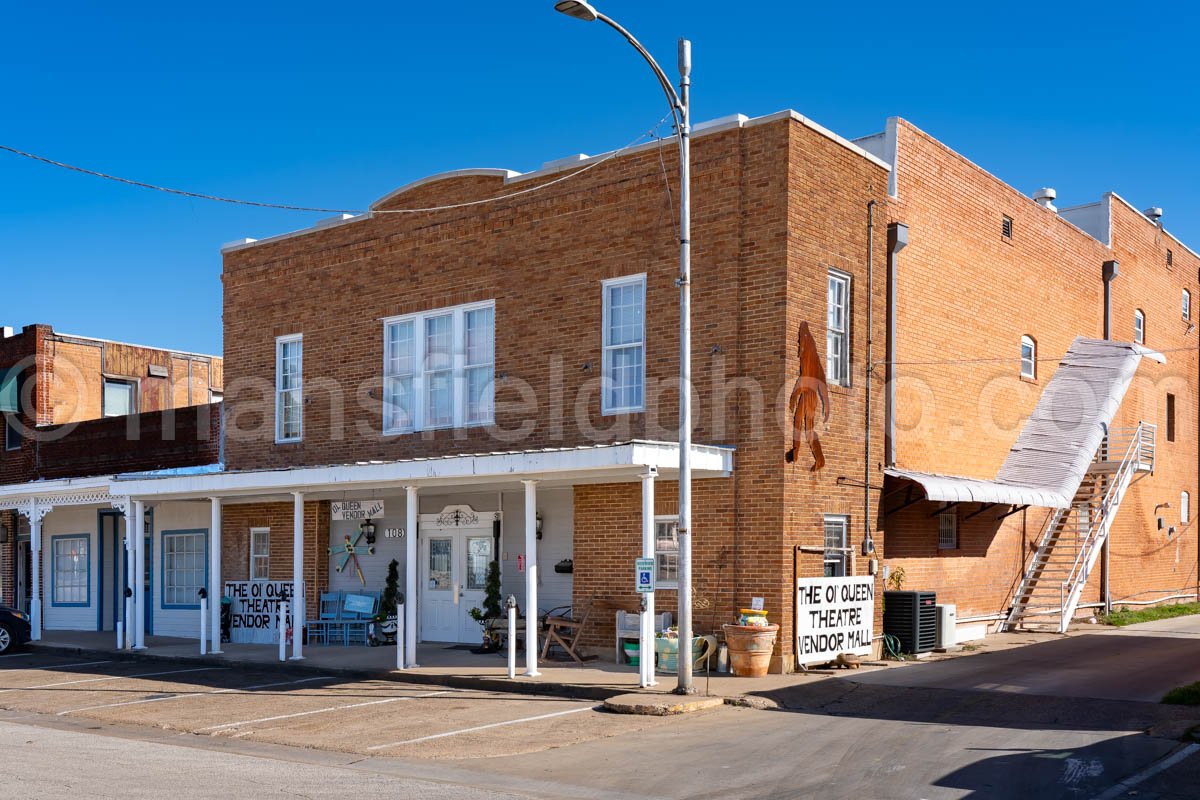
[785,321,830,471]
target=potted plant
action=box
[369,559,401,647]
[468,561,503,652]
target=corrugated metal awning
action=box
[884,468,1067,508]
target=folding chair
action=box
[540,603,592,663]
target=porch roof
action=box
[109,440,734,501]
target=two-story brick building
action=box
[0,324,222,645]
[10,107,1196,674]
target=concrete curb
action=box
[603,693,725,716]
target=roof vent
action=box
[1144,207,1164,224]
[1032,187,1057,211]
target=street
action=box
[3,633,1199,799]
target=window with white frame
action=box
[1020,335,1037,379]
[938,508,958,550]
[275,335,303,442]
[601,274,645,414]
[383,301,495,433]
[1134,309,1145,344]
[823,515,849,577]
[162,531,206,608]
[250,528,270,581]
[1182,492,1190,525]
[1184,290,1192,321]
[102,378,136,417]
[654,517,679,587]
[826,270,851,386]
[52,536,89,605]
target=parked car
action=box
[0,606,31,655]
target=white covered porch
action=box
[110,440,733,679]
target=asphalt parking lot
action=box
[0,651,679,760]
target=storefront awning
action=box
[884,468,1068,508]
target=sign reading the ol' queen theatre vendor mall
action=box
[795,576,874,666]
[331,500,385,521]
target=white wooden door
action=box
[458,535,494,642]
[421,534,458,642]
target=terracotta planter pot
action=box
[723,624,779,678]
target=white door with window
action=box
[418,506,496,644]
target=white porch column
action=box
[404,485,418,668]
[522,479,540,677]
[29,500,42,641]
[133,500,146,649]
[124,512,134,649]
[209,497,223,654]
[291,491,305,660]
[641,470,657,687]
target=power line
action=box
[0,113,674,215]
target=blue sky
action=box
[3,2,1197,355]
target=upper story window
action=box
[383,301,495,434]
[1134,309,1145,344]
[1167,249,1174,268]
[1001,215,1014,240]
[275,334,303,443]
[938,508,959,550]
[4,414,20,451]
[102,378,136,417]
[1183,290,1191,321]
[601,275,645,414]
[1182,491,1190,525]
[1020,335,1037,379]
[1167,392,1176,443]
[827,269,851,386]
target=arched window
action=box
[1182,491,1190,525]
[1183,289,1191,321]
[1020,335,1036,379]
[1134,309,1146,344]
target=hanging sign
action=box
[331,500,385,521]
[224,581,291,644]
[635,557,655,593]
[795,576,874,665]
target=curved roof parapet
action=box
[370,168,521,210]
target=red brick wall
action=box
[220,500,329,619]
[883,119,1199,619]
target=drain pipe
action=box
[884,222,909,467]
[865,202,877,556]
[1102,259,1119,616]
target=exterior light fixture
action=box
[536,512,544,540]
[361,519,377,546]
[554,0,598,21]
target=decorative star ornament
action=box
[328,530,374,585]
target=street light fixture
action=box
[554,1,696,695]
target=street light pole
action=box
[554,1,696,693]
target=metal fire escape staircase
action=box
[1002,423,1155,632]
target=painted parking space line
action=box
[0,666,224,694]
[1091,743,1200,800]
[57,675,335,716]
[196,689,454,732]
[2,659,114,672]
[0,653,33,660]
[366,704,600,750]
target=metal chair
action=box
[310,592,344,645]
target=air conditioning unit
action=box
[936,604,957,649]
[884,590,937,654]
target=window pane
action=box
[54,537,88,604]
[279,340,302,390]
[164,532,205,606]
[425,371,452,427]
[606,345,644,410]
[386,321,414,377]
[103,381,133,417]
[428,538,452,590]
[606,282,644,347]
[465,366,493,424]
[466,537,492,591]
[465,307,494,367]
[279,389,302,439]
[655,520,679,584]
[384,375,414,431]
[425,315,453,371]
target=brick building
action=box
[6,108,1195,673]
[0,324,222,635]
